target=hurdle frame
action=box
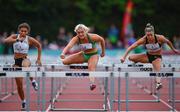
[0,65,180,111]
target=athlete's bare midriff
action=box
[147,49,162,55]
[14,53,27,59]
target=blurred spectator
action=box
[48,41,59,50]
[35,35,42,43]
[2,32,13,54]
[57,27,70,48]
[42,39,49,49]
[107,24,119,48]
[89,26,95,33]
[105,38,113,49]
[173,35,180,49]
[127,31,136,46]
[0,33,4,54]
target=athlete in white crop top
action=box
[120,23,179,90]
[3,22,42,110]
[13,34,29,54]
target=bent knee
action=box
[128,55,133,61]
[128,55,136,62]
[22,59,31,67]
[62,59,70,65]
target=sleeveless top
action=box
[78,34,96,51]
[13,34,29,54]
[145,35,161,53]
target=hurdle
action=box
[43,71,110,111]
[108,71,179,112]
[0,77,17,102]
[168,77,180,103]
[0,70,111,111]
[46,71,110,111]
[0,65,179,111]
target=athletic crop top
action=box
[13,34,29,54]
[145,35,161,53]
[78,34,96,51]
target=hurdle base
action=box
[51,108,107,111]
[56,99,104,102]
[114,99,160,103]
[168,99,180,103]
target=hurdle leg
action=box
[125,72,129,112]
[103,77,108,110]
[37,77,41,111]
[110,72,114,111]
[11,78,15,95]
[26,72,31,111]
[171,77,175,111]
[50,77,55,109]
[168,77,172,102]
[117,73,121,111]
[5,78,8,95]
[42,72,46,111]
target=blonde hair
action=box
[74,24,90,33]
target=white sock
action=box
[22,99,26,103]
[32,79,36,83]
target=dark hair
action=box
[145,23,154,33]
[18,22,31,33]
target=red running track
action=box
[0,77,180,111]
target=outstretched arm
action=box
[60,37,78,59]
[3,34,17,44]
[160,36,179,54]
[29,37,42,65]
[91,34,105,57]
[121,37,145,63]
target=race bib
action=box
[80,43,93,50]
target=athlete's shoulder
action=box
[140,35,146,41]
[27,36,35,41]
[88,33,101,38]
[71,35,78,40]
[70,35,79,42]
[155,34,166,41]
[88,33,97,36]
[155,34,165,38]
[141,35,146,39]
[135,35,146,45]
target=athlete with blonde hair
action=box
[60,24,105,90]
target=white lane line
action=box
[152,94,178,112]
[0,91,17,102]
[107,97,111,110]
[133,79,178,112]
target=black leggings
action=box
[14,58,24,67]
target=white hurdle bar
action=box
[0,65,180,72]
[1,63,180,69]
[0,64,113,71]
[114,63,180,68]
[1,71,179,78]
